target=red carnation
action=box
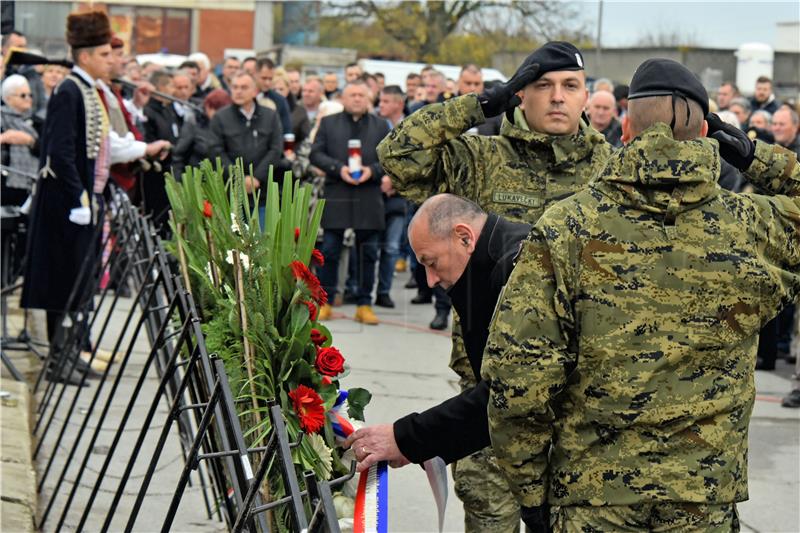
[305,300,318,321]
[311,248,324,267]
[288,385,325,433]
[315,346,345,376]
[290,261,328,305]
[310,328,327,346]
[202,200,212,218]
[294,227,300,242]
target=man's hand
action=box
[342,425,410,472]
[478,62,540,118]
[133,81,154,109]
[0,129,34,146]
[358,166,373,183]
[706,112,755,171]
[340,165,359,186]
[244,175,261,194]
[145,140,171,160]
[380,175,394,196]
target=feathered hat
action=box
[66,10,112,49]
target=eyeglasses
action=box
[14,93,32,99]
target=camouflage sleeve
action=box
[481,223,577,507]
[376,94,488,205]
[744,140,800,197]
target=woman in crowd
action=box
[1,74,41,206]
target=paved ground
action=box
[2,270,799,532]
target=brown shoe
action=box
[354,305,379,325]
[395,258,407,273]
[318,304,333,320]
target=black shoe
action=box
[375,294,395,308]
[755,358,775,371]
[343,291,359,305]
[73,357,103,380]
[782,388,800,408]
[46,366,88,386]
[404,277,418,289]
[411,294,432,305]
[429,310,449,330]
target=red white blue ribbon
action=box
[328,391,389,533]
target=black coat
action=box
[393,214,531,464]
[172,117,215,179]
[142,99,181,227]
[21,75,97,313]
[310,111,390,230]
[208,102,283,185]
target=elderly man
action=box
[483,58,799,531]
[344,193,530,480]
[378,41,611,532]
[310,80,390,325]
[772,106,800,155]
[587,89,622,147]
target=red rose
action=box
[290,261,328,305]
[294,227,301,241]
[202,200,212,218]
[315,346,345,376]
[311,248,324,267]
[321,376,332,386]
[310,328,327,346]
[305,300,318,321]
[288,385,325,433]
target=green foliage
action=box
[165,160,370,496]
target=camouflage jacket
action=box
[482,123,800,508]
[376,93,612,224]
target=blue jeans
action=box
[318,229,380,306]
[377,213,405,295]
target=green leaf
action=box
[346,388,372,421]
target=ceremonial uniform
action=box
[377,43,611,531]
[483,123,800,531]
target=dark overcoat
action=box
[21,75,96,313]
[310,111,389,230]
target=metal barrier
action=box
[30,186,351,532]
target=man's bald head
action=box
[408,194,488,290]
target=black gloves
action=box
[520,504,551,533]
[478,63,540,118]
[706,113,756,171]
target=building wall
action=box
[197,9,254,64]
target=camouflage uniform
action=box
[378,93,611,531]
[482,123,800,531]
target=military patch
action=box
[492,191,542,208]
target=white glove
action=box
[68,206,92,225]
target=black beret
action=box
[521,41,585,79]
[628,58,709,116]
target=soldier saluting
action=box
[482,59,800,531]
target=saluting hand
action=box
[478,62,541,118]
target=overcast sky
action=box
[578,1,799,49]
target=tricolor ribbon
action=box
[328,391,389,533]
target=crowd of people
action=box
[1,10,799,533]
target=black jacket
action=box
[21,75,97,313]
[393,214,531,464]
[208,102,284,185]
[172,116,215,179]
[310,111,390,230]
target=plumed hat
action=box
[66,10,112,49]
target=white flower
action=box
[225,250,250,270]
[307,432,333,480]
[205,262,213,282]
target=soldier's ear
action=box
[700,120,709,138]
[621,115,632,145]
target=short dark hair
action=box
[720,81,739,94]
[2,30,25,48]
[345,62,359,70]
[460,63,481,76]
[406,73,421,81]
[256,57,275,71]
[150,70,173,89]
[756,76,772,85]
[223,56,240,65]
[374,72,385,80]
[178,60,200,71]
[242,56,257,65]
[381,85,404,99]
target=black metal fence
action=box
[25,186,352,532]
